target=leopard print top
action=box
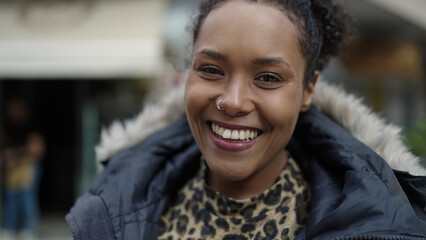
[158,155,311,240]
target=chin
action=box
[206,158,254,182]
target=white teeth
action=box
[211,123,259,141]
[218,127,224,136]
[239,131,246,140]
[231,130,239,139]
[223,129,231,139]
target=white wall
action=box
[0,0,168,78]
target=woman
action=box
[67,0,426,239]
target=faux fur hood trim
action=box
[95,78,426,176]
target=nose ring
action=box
[216,99,225,111]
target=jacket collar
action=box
[290,108,426,239]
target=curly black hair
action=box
[189,0,351,85]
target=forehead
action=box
[194,0,305,71]
[210,1,296,29]
[198,1,301,50]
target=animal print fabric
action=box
[158,155,311,240]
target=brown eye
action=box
[196,65,224,80]
[257,73,280,83]
[254,73,286,89]
[199,65,222,74]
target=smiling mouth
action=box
[209,122,262,141]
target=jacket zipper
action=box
[334,234,426,240]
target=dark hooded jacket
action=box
[66,80,426,240]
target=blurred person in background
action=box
[1,97,45,240]
[67,0,426,239]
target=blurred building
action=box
[0,0,425,238]
[0,1,171,238]
[325,0,426,126]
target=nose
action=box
[220,77,254,116]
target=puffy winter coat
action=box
[66,79,426,240]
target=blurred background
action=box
[0,0,425,239]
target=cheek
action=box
[261,87,304,131]
[184,74,211,122]
[185,76,199,110]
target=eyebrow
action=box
[195,49,226,61]
[252,57,291,68]
[195,49,292,68]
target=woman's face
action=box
[185,0,315,188]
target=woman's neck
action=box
[206,151,288,200]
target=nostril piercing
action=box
[216,99,225,111]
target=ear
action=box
[300,71,318,112]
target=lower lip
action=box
[208,127,259,152]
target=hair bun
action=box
[312,0,352,71]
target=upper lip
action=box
[210,120,261,131]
